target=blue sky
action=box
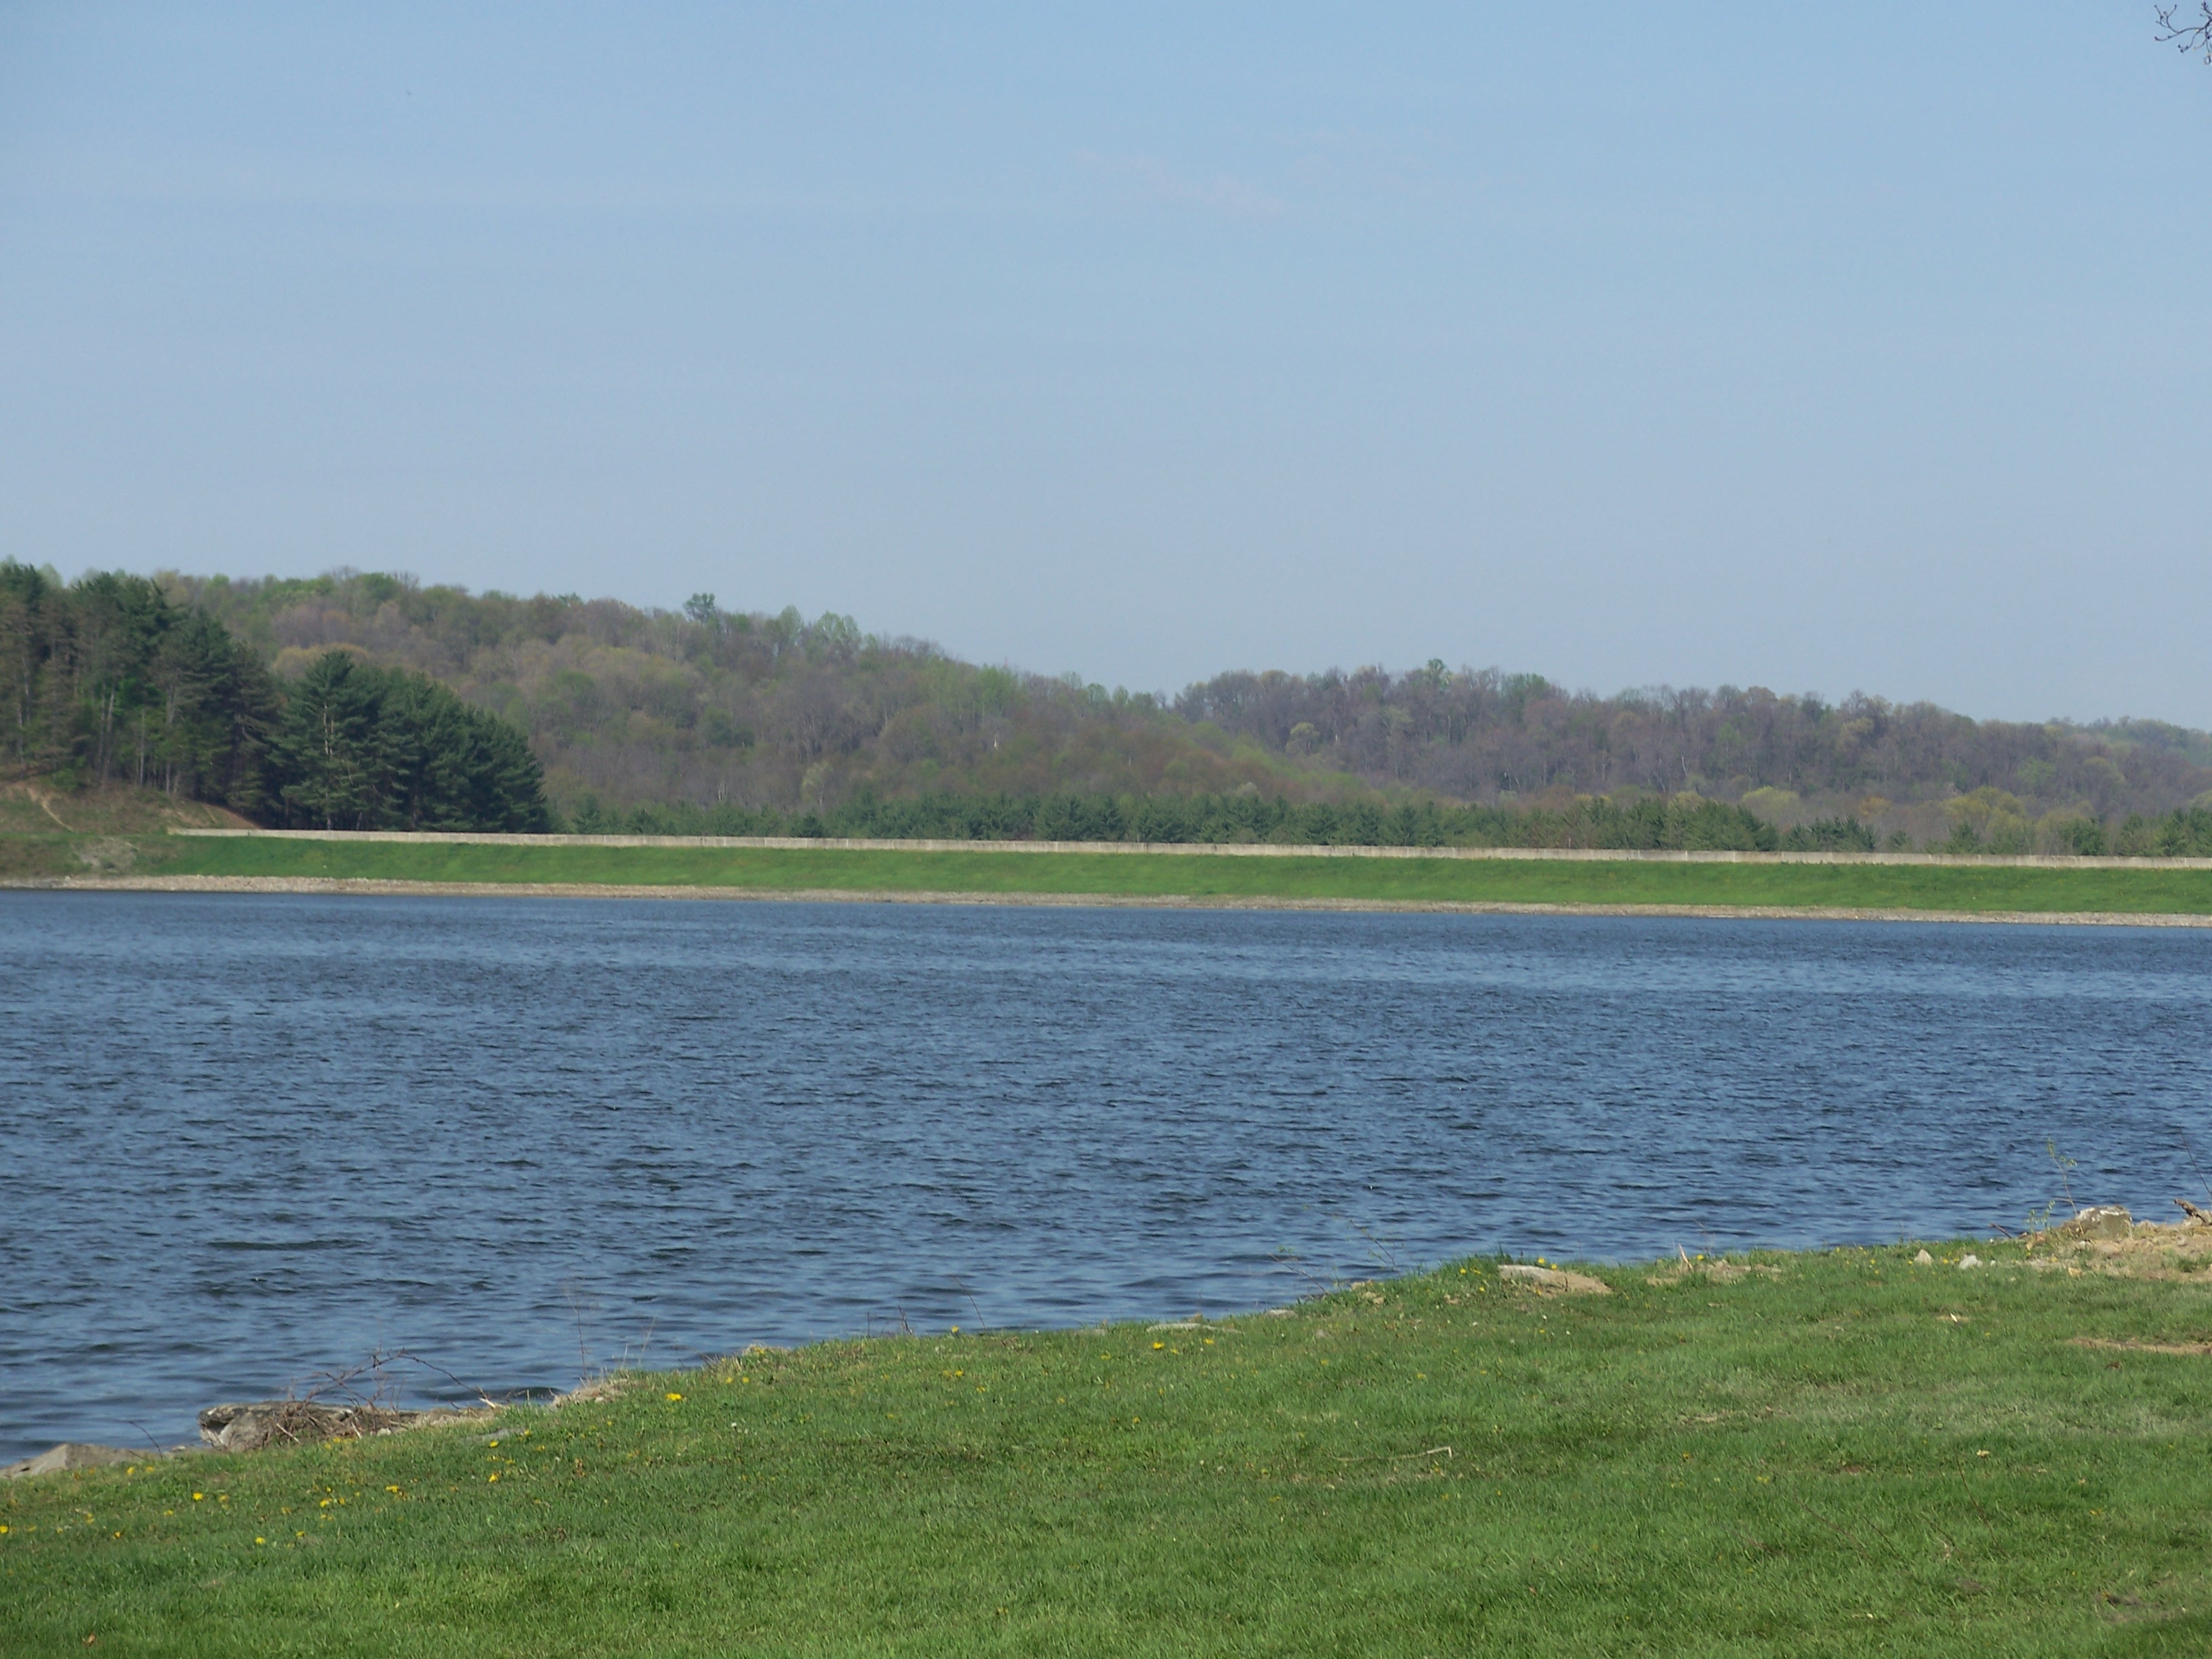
[3,5,2207,721]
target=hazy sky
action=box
[3,5,2207,721]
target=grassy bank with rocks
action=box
[5,1231,2210,1655]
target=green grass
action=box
[6,1242,2210,1655]
[91,834,2212,914]
[7,830,2212,913]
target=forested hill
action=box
[1,565,548,832]
[11,562,2212,853]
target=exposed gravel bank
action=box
[9,872,2212,926]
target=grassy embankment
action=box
[5,1240,2209,1655]
[12,829,2212,914]
[0,783,243,881]
[2,784,2209,911]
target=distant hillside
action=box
[162,570,1335,816]
[1174,668,2212,850]
[12,565,2207,854]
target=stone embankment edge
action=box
[160,827,2212,872]
[11,874,2212,926]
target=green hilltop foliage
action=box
[0,564,548,832]
[0,565,274,808]
[165,570,1322,815]
[11,564,2212,851]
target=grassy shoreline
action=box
[5,1237,2209,1654]
[7,832,2212,916]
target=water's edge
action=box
[11,874,2212,926]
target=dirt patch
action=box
[73,836,138,874]
[550,1376,636,1408]
[2070,1338,2212,1357]
[199,1399,491,1452]
[0,780,252,836]
[2024,1216,2212,1280]
[1645,1255,1782,1287]
[1,1443,142,1481]
[1498,1264,1611,1296]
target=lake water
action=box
[4,891,2209,1460]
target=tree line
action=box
[1174,665,2212,825]
[15,562,2212,854]
[1,563,548,831]
[571,790,2212,854]
[154,569,2212,848]
[575,790,1785,851]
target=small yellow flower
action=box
[488,1474,499,1483]
[386,1486,400,1494]
[665,1393,683,1401]
[192,1493,204,1502]
[255,1536,266,1544]
[1153,1341,1165,1350]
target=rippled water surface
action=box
[5,891,2209,1458]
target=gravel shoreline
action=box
[9,872,2212,926]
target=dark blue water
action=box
[4,891,2208,1460]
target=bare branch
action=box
[2156,3,2212,62]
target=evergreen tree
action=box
[1,563,545,833]
[270,652,548,832]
